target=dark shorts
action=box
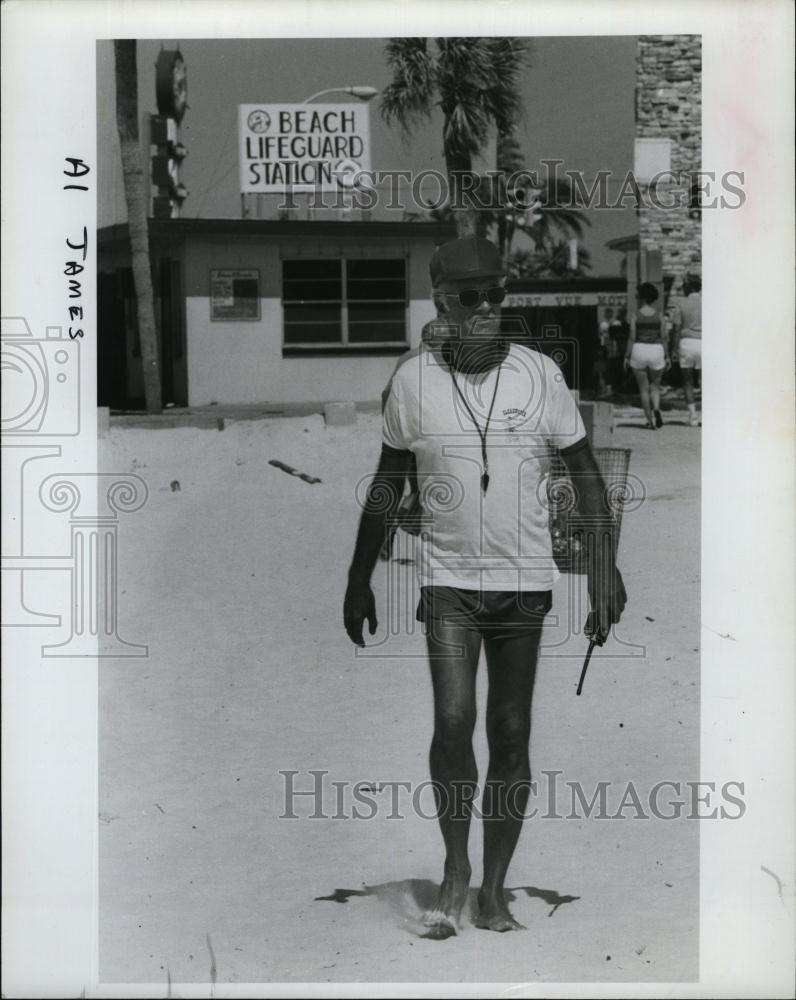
[416,587,553,639]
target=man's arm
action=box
[559,438,627,642]
[343,444,411,646]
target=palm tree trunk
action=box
[114,40,162,414]
[444,139,479,239]
[497,210,508,265]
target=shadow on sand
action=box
[315,879,580,931]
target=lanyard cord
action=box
[449,363,503,495]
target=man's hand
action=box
[344,581,378,647]
[587,566,627,644]
[344,447,411,646]
[558,442,629,646]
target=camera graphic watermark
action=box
[1,315,148,656]
[1,317,81,436]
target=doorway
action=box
[501,305,599,396]
[97,258,187,410]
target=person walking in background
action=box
[607,308,629,396]
[624,282,670,430]
[595,309,612,397]
[670,268,702,427]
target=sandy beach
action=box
[99,407,700,985]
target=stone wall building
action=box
[636,35,702,294]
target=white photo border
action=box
[1,1,793,997]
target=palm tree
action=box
[507,242,592,280]
[495,129,528,260]
[381,37,527,237]
[495,130,591,267]
[525,177,590,261]
[114,40,162,413]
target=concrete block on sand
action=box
[578,401,614,448]
[324,401,357,426]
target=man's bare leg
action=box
[420,623,481,939]
[476,627,543,931]
[682,367,694,406]
[682,368,700,424]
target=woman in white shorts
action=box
[624,282,670,430]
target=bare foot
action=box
[418,908,458,940]
[418,871,470,940]
[475,893,526,932]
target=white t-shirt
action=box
[671,292,701,339]
[382,343,586,590]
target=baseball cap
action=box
[430,237,506,286]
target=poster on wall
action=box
[210,268,260,320]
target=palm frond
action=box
[434,37,528,158]
[537,176,591,240]
[381,36,530,198]
[442,98,492,158]
[435,37,497,87]
[380,38,435,132]
[434,38,499,157]
[481,38,528,135]
[496,130,525,175]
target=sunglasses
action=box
[441,286,507,308]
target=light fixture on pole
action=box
[298,85,378,219]
[302,85,378,104]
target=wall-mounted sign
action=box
[210,269,260,321]
[633,137,672,183]
[238,103,372,194]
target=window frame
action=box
[281,255,409,353]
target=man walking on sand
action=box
[344,237,626,939]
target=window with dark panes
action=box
[283,259,342,344]
[283,258,406,348]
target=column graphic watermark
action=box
[2,315,149,657]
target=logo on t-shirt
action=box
[502,406,527,432]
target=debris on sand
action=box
[269,459,322,484]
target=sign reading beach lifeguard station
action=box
[238,104,372,194]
